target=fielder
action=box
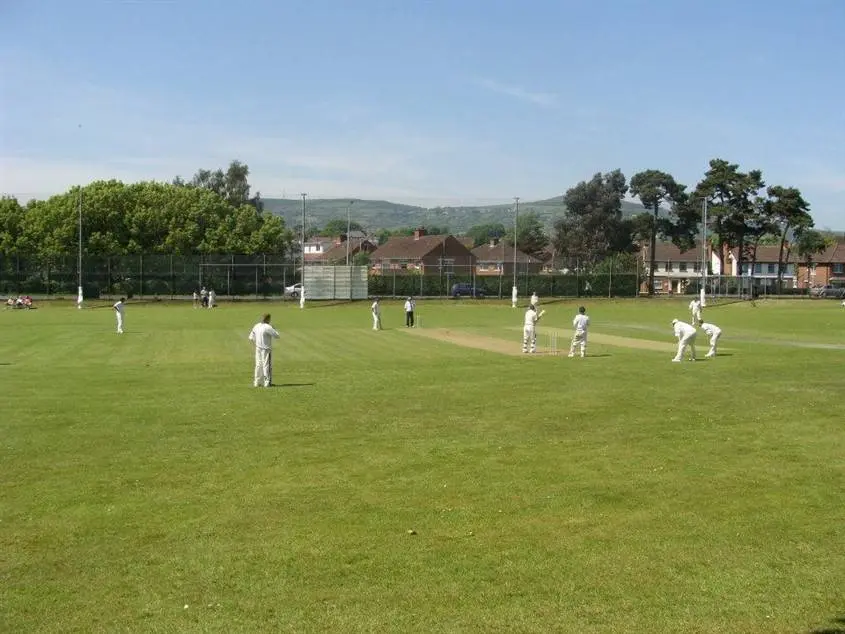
[371,297,382,330]
[208,289,216,309]
[530,291,539,307]
[689,297,702,325]
[248,313,280,388]
[568,305,590,358]
[671,319,697,362]
[522,304,545,354]
[511,285,518,308]
[113,297,126,334]
[699,321,722,358]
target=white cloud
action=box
[474,78,557,107]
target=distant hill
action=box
[262,196,656,234]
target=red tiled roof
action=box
[471,242,538,264]
[320,239,377,262]
[647,241,704,260]
[728,245,800,263]
[371,234,471,260]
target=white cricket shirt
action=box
[700,322,721,337]
[249,322,280,350]
[573,314,589,333]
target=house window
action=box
[767,263,776,274]
[834,263,845,275]
[679,262,687,272]
[753,263,762,275]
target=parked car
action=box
[810,285,845,299]
[451,283,486,298]
[285,282,303,298]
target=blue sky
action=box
[1,0,844,227]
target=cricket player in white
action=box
[208,289,216,309]
[404,296,415,327]
[700,321,722,358]
[522,304,545,353]
[671,319,697,362]
[371,298,382,330]
[689,298,702,325]
[511,286,518,308]
[248,313,280,387]
[568,305,590,358]
[530,291,539,307]
[113,297,125,334]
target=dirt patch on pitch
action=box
[403,328,530,356]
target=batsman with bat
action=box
[522,304,545,354]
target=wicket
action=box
[546,331,558,355]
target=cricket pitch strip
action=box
[403,327,678,356]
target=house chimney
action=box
[489,238,497,248]
[414,227,426,240]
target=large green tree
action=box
[464,222,506,247]
[504,212,548,258]
[553,170,632,269]
[794,228,829,289]
[692,159,765,278]
[176,160,263,211]
[629,170,689,295]
[764,186,813,292]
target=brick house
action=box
[471,240,542,276]
[369,228,476,275]
[795,241,845,289]
[727,245,799,289]
[640,241,710,294]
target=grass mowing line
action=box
[503,326,676,352]
[402,327,540,356]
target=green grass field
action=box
[2,298,843,633]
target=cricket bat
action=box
[538,310,546,318]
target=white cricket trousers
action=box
[706,333,720,357]
[522,326,536,353]
[372,314,381,330]
[254,348,272,387]
[116,314,124,334]
[673,334,697,361]
[569,330,587,357]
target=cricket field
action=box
[1,298,843,633]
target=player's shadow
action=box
[809,614,845,633]
[271,383,315,388]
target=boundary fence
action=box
[1,254,828,299]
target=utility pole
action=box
[346,200,355,266]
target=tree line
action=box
[1,158,833,294]
[0,161,291,260]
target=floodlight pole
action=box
[300,193,307,279]
[700,197,708,307]
[512,196,520,290]
[77,188,83,309]
[346,200,355,266]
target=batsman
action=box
[522,304,545,354]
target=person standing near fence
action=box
[530,291,539,307]
[404,296,415,327]
[371,297,382,330]
[512,285,518,308]
[208,289,216,309]
[568,305,590,358]
[699,321,722,358]
[192,290,199,308]
[200,287,208,308]
[248,313,280,388]
[671,319,697,362]
[113,297,126,334]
